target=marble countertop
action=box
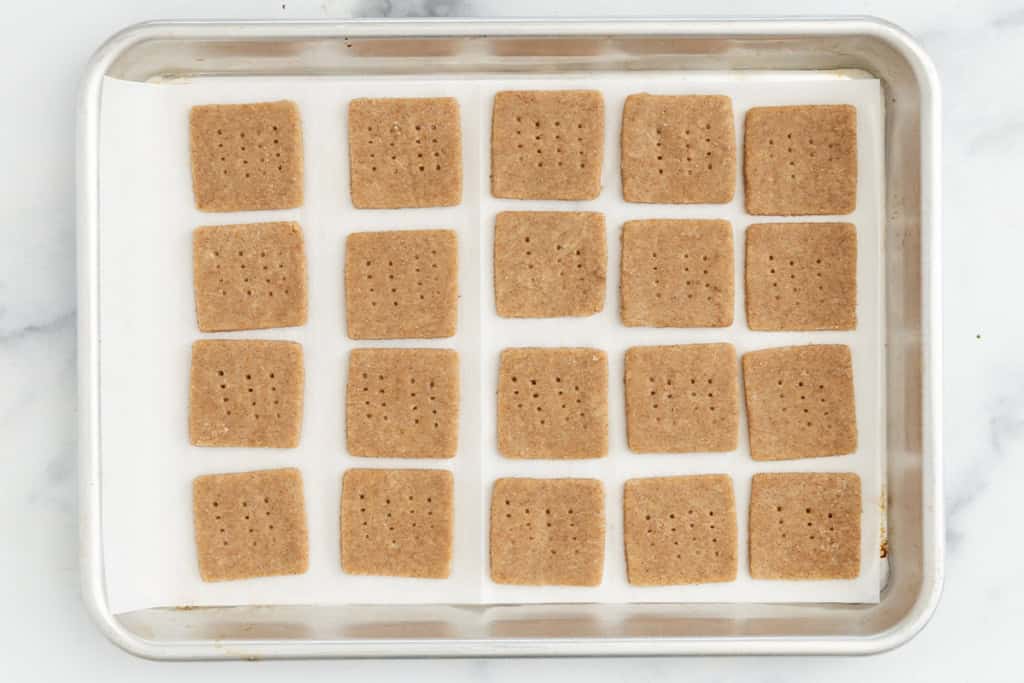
[1,0,1013,679]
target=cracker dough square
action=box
[493,211,607,318]
[192,221,308,332]
[346,348,460,458]
[744,105,857,216]
[491,90,604,200]
[344,229,458,340]
[490,478,605,586]
[348,97,462,208]
[341,468,454,578]
[189,100,303,212]
[742,345,857,460]
[497,348,608,459]
[621,94,736,204]
[620,219,734,328]
[623,475,737,585]
[745,222,857,331]
[189,340,304,448]
[192,468,309,582]
[625,344,739,453]
[749,472,861,579]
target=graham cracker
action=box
[192,468,308,582]
[745,222,857,331]
[490,478,605,586]
[623,475,737,586]
[744,105,858,216]
[497,348,608,459]
[749,472,862,580]
[491,90,604,200]
[620,219,734,328]
[192,221,308,332]
[493,211,607,318]
[742,344,857,460]
[348,97,462,209]
[344,229,458,340]
[189,100,303,212]
[189,340,304,448]
[625,344,739,453]
[340,468,454,579]
[621,94,736,204]
[346,348,460,459]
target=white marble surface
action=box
[0,0,1014,679]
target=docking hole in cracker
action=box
[344,229,458,340]
[623,475,737,586]
[749,472,862,580]
[189,339,304,448]
[625,343,739,453]
[192,221,308,332]
[742,344,857,460]
[192,467,309,582]
[189,100,303,212]
[621,94,736,204]
[346,348,460,458]
[348,97,463,209]
[497,347,608,459]
[490,477,605,586]
[491,90,604,200]
[493,211,607,318]
[341,468,454,579]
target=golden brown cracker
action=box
[620,219,734,328]
[744,105,857,216]
[348,97,462,208]
[192,221,308,332]
[742,344,857,460]
[625,344,739,453]
[497,348,608,459]
[340,468,454,578]
[189,340,304,448]
[490,478,605,586]
[346,348,460,458]
[623,475,737,585]
[192,468,309,582]
[189,100,303,212]
[491,90,604,200]
[749,472,862,579]
[493,211,607,318]
[621,94,736,204]
[344,229,458,340]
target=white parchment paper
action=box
[98,72,884,614]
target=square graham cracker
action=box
[189,340,304,448]
[192,221,308,332]
[745,222,857,331]
[625,344,739,453]
[346,348,460,458]
[623,475,738,586]
[744,105,858,216]
[490,478,605,586]
[341,468,454,579]
[491,90,604,200]
[742,345,857,460]
[493,211,607,318]
[344,229,458,340]
[621,94,736,204]
[749,472,862,580]
[348,97,462,209]
[192,468,309,582]
[189,100,303,212]
[620,219,734,328]
[497,348,608,459]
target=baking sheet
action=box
[98,72,883,614]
